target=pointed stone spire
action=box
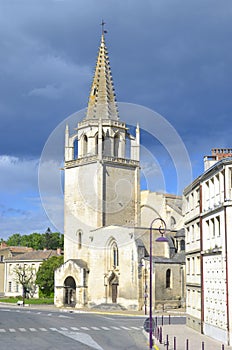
[85,32,119,121]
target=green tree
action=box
[6,233,22,246]
[6,231,64,250]
[13,265,35,304]
[35,255,64,297]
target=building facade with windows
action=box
[0,244,33,296]
[54,31,185,311]
[4,250,59,299]
[184,148,232,345]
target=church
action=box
[54,30,185,310]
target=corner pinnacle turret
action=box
[85,27,119,121]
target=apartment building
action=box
[183,148,232,344]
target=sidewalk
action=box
[152,324,232,350]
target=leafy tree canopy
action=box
[6,230,64,250]
[35,255,64,297]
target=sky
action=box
[0,0,231,238]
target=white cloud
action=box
[28,84,63,99]
[0,155,38,194]
[0,155,60,238]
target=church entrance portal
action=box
[108,273,119,303]
[64,276,76,306]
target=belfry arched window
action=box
[114,134,120,158]
[73,138,78,159]
[83,135,88,155]
[95,133,98,155]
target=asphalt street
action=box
[0,306,146,350]
[0,305,186,349]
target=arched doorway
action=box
[108,273,119,303]
[64,276,76,306]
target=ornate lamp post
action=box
[149,217,168,349]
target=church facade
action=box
[54,32,185,310]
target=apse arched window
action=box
[112,242,119,267]
[166,269,171,288]
[180,239,185,251]
[83,135,88,155]
[73,138,78,159]
[77,230,82,249]
[114,134,120,158]
[170,216,176,229]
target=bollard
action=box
[155,316,158,327]
[166,334,169,350]
[169,314,171,325]
[174,336,176,350]
[202,341,204,350]
[186,339,189,350]
[156,327,159,340]
[159,326,162,344]
[162,315,164,325]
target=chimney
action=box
[204,148,232,171]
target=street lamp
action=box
[149,217,168,349]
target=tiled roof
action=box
[5,250,59,262]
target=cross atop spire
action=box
[85,25,119,121]
[101,19,107,35]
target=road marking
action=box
[121,326,131,330]
[9,328,16,332]
[131,326,141,330]
[19,328,26,332]
[47,313,52,316]
[56,330,104,350]
[0,324,144,334]
[99,316,115,320]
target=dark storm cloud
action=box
[0,0,231,236]
[0,0,231,162]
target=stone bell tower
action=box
[63,31,140,260]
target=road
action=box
[0,305,185,350]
